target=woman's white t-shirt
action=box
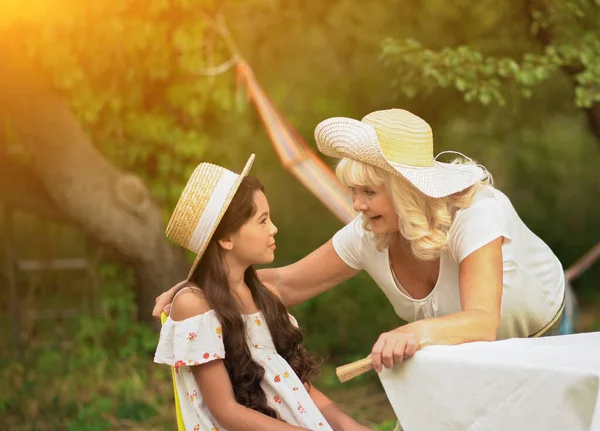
[332,186,565,339]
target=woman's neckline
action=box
[386,247,444,302]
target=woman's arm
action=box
[258,239,359,307]
[153,239,357,318]
[306,384,375,431]
[370,238,503,372]
[193,360,310,431]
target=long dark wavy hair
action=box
[174,176,318,418]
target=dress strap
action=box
[170,284,204,316]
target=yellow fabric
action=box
[161,312,186,431]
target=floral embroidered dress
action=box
[154,307,333,431]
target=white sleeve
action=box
[449,198,511,263]
[154,312,226,369]
[331,216,366,270]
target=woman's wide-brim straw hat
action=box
[314,109,484,198]
[166,154,255,278]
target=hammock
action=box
[236,62,355,224]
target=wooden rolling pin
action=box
[336,357,375,383]
[336,339,431,383]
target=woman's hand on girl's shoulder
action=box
[259,239,359,307]
[152,279,188,319]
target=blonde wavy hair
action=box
[336,157,492,261]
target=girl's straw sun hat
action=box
[166,154,255,278]
[315,109,484,198]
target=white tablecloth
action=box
[378,332,600,431]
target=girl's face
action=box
[349,184,399,233]
[229,190,278,265]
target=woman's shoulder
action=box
[457,185,508,218]
[448,186,513,262]
[449,186,510,236]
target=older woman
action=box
[154,108,571,374]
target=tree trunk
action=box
[0,151,67,223]
[0,40,188,324]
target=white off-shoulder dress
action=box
[155,305,333,431]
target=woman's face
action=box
[349,184,399,233]
[229,190,278,265]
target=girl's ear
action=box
[218,236,234,251]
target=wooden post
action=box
[3,204,21,358]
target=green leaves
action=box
[382,39,509,105]
[381,1,600,109]
[3,0,236,209]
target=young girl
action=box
[154,155,373,431]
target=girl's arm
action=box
[258,239,358,307]
[306,384,375,431]
[193,361,311,431]
[370,238,503,372]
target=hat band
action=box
[188,170,238,253]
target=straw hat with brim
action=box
[314,109,484,198]
[166,154,255,279]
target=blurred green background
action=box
[1,0,599,429]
